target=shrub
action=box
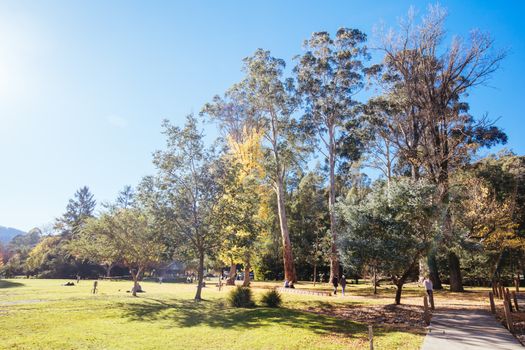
[227,286,255,308]
[260,289,282,308]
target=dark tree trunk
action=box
[395,283,403,305]
[242,257,251,287]
[373,267,377,295]
[448,252,464,292]
[226,260,236,286]
[313,262,317,286]
[194,251,205,301]
[130,267,143,297]
[427,250,443,290]
[105,263,114,278]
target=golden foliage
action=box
[459,177,524,251]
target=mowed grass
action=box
[0,279,424,350]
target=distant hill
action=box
[0,226,26,245]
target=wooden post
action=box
[429,291,435,310]
[512,291,519,312]
[423,295,431,325]
[503,299,514,333]
[505,288,513,312]
[489,291,496,314]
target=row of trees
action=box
[2,4,523,304]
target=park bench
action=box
[276,287,331,296]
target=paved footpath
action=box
[421,308,523,349]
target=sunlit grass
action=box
[0,278,428,349]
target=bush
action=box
[260,289,282,308]
[227,286,255,308]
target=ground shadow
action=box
[0,280,25,289]
[292,299,426,336]
[117,296,420,341]
[117,297,367,338]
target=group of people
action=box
[331,275,347,295]
[284,275,348,295]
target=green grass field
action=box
[0,278,426,349]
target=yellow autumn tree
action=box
[217,126,266,286]
[455,175,524,280]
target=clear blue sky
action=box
[1,1,523,232]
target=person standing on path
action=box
[423,276,433,298]
[332,276,339,295]
[340,275,347,296]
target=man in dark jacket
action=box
[332,276,338,295]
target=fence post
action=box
[505,288,513,312]
[368,325,374,350]
[489,291,496,314]
[503,299,514,333]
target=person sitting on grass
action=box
[284,279,290,288]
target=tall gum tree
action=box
[295,28,368,282]
[203,49,299,282]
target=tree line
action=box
[2,4,524,304]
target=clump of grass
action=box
[227,286,255,308]
[261,289,282,308]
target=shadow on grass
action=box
[0,280,25,289]
[117,297,421,342]
[117,297,367,338]
[290,300,426,336]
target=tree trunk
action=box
[313,262,317,287]
[105,263,114,278]
[194,251,205,301]
[328,126,339,284]
[427,250,443,290]
[373,267,377,295]
[438,163,463,291]
[227,260,236,285]
[242,258,251,287]
[395,283,403,305]
[276,176,296,283]
[130,267,143,297]
[448,251,464,292]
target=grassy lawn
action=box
[0,278,453,350]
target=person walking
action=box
[423,276,433,298]
[423,275,435,309]
[340,275,347,296]
[332,275,339,295]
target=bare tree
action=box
[372,4,507,291]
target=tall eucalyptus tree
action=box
[294,29,368,282]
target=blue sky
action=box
[0,0,523,232]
